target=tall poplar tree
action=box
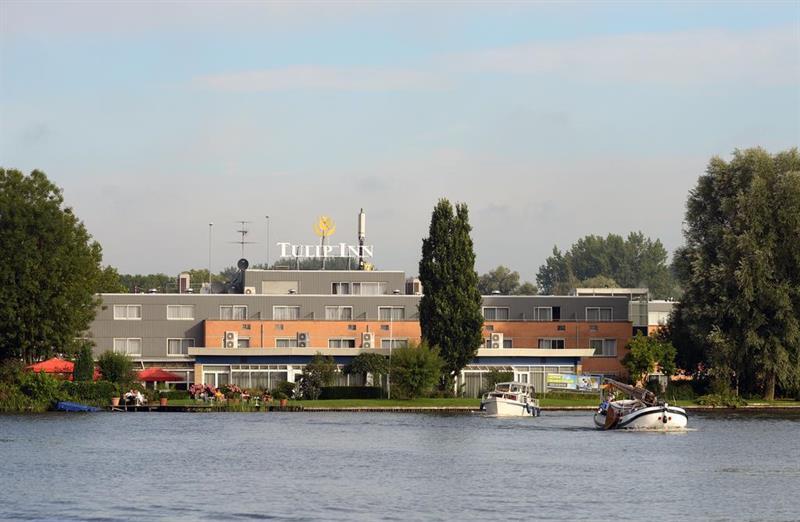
[672,148,800,399]
[418,199,484,388]
[0,169,104,363]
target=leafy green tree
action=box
[344,352,389,385]
[581,275,619,288]
[0,169,104,363]
[299,352,337,400]
[96,351,135,395]
[390,341,443,399]
[536,247,576,295]
[96,266,126,293]
[478,266,538,295]
[536,233,674,297]
[72,342,95,381]
[118,273,172,293]
[622,333,676,386]
[419,199,484,388]
[671,148,800,400]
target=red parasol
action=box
[27,357,74,374]
[138,367,183,382]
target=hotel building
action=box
[89,267,634,397]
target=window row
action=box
[113,304,406,321]
[113,338,196,356]
[331,282,388,295]
[482,306,614,321]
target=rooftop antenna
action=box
[358,208,366,270]
[230,220,257,258]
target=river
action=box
[1,410,798,521]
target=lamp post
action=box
[265,215,270,269]
[208,222,214,285]
[387,289,401,400]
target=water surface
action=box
[1,410,798,521]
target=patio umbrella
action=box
[137,367,183,382]
[27,357,74,374]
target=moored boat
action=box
[480,382,540,417]
[594,379,687,430]
[56,401,101,412]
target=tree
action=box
[0,169,104,363]
[580,275,619,288]
[118,273,172,293]
[72,342,95,381]
[96,266,126,293]
[299,352,337,400]
[536,233,674,297]
[536,247,576,295]
[671,148,800,399]
[389,341,443,399]
[622,333,676,386]
[344,352,389,386]
[478,266,538,295]
[418,199,484,388]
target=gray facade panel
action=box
[243,270,406,295]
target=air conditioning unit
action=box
[244,286,256,295]
[297,332,309,348]
[362,332,374,348]
[224,330,238,348]
[490,332,503,349]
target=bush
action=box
[319,386,383,400]
[273,381,296,400]
[60,380,118,404]
[664,381,695,401]
[390,341,443,399]
[72,343,95,381]
[0,382,43,412]
[298,353,336,400]
[96,351,135,394]
[18,371,64,406]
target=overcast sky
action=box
[1,1,798,282]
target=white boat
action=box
[594,379,688,430]
[480,382,541,417]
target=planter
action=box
[279,398,288,407]
[111,397,120,407]
[159,397,168,406]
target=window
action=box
[220,305,247,320]
[356,282,387,295]
[557,325,566,331]
[273,306,300,320]
[332,282,351,295]
[328,338,356,348]
[483,307,510,321]
[113,338,142,356]
[238,338,250,348]
[538,338,565,349]
[378,307,405,320]
[325,306,353,320]
[276,338,298,348]
[533,307,552,321]
[591,339,617,356]
[485,339,513,348]
[381,339,408,349]
[167,305,194,320]
[586,307,613,321]
[167,338,194,356]
[113,305,141,320]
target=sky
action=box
[1,1,798,283]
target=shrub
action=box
[390,341,443,399]
[0,382,43,412]
[273,381,296,400]
[72,343,95,381]
[18,371,64,406]
[60,380,117,405]
[96,351,135,394]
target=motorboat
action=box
[594,379,688,430]
[480,382,540,417]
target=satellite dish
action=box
[237,258,249,270]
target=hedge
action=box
[319,386,383,400]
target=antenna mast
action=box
[230,220,256,259]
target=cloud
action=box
[461,26,800,86]
[195,65,448,92]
